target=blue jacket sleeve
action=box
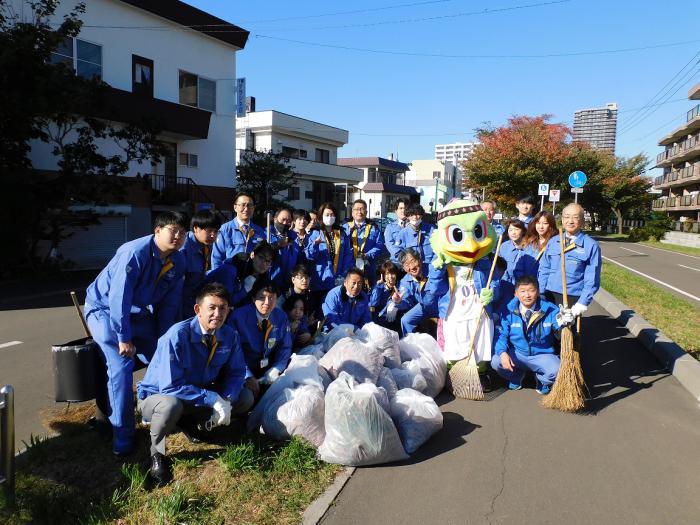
[107,251,140,343]
[157,336,215,406]
[304,230,322,259]
[579,241,602,306]
[494,310,511,356]
[219,332,247,402]
[271,318,292,373]
[384,224,400,260]
[322,291,344,328]
[359,301,372,327]
[538,247,553,295]
[422,265,447,311]
[211,231,228,271]
[155,273,184,337]
[340,233,354,274]
[365,226,385,262]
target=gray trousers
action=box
[139,388,255,455]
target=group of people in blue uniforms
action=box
[83,191,600,486]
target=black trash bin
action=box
[52,337,100,402]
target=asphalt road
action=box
[597,240,700,307]
[321,301,700,525]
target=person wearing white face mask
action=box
[396,203,436,274]
[305,201,354,306]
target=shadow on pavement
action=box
[580,314,669,415]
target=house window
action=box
[132,55,153,97]
[282,147,308,159]
[288,187,300,200]
[305,190,314,199]
[432,171,441,179]
[50,37,102,80]
[179,70,216,112]
[315,148,330,164]
[178,153,198,168]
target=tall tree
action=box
[463,115,602,212]
[0,0,167,273]
[235,150,298,222]
[598,154,653,234]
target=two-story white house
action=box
[337,156,420,219]
[405,159,459,212]
[235,108,363,216]
[24,0,248,267]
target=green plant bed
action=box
[0,405,340,525]
[601,263,700,358]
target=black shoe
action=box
[150,452,172,486]
[177,420,204,444]
[87,416,112,441]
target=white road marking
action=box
[618,246,646,255]
[634,243,700,260]
[0,340,23,349]
[602,256,700,303]
[678,264,700,273]
[619,246,646,255]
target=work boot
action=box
[150,452,172,486]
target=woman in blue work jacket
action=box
[305,202,354,311]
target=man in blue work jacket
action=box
[514,194,536,227]
[180,210,221,319]
[322,268,372,331]
[538,203,601,318]
[397,203,435,273]
[343,199,385,285]
[383,197,410,264]
[393,248,435,336]
[481,200,505,238]
[211,193,265,270]
[266,206,296,290]
[84,211,188,455]
[231,280,292,404]
[137,283,251,486]
[491,276,573,394]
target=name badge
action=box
[355,258,365,270]
[260,358,269,368]
[267,338,276,349]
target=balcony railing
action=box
[653,164,700,187]
[688,104,700,122]
[652,194,700,209]
[657,133,700,164]
[149,174,220,210]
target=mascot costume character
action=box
[423,198,500,371]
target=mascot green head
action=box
[429,198,497,269]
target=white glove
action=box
[208,394,232,427]
[334,276,345,286]
[570,302,588,318]
[386,301,398,322]
[556,305,575,327]
[244,275,256,292]
[260,367,280,385]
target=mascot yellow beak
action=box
[441,235,493,264]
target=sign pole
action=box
[553,201,556,215]
[574,192,578,204]
[540,194,545,211]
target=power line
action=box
[617,51,700,134]
[253,35,700,59]
[629,108,691,142]
[257,0,572,32]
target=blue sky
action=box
[192,0,700,176]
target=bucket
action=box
[52,337,99,402]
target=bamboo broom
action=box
[542,229,586,412]
[448,234,503,400]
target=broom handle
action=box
[266,212,271,243]
[466,234,504,356]
[559,228,569,308]
[70,291,91,338]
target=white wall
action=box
[25,0,239,188]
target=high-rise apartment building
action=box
[434,142,477,165]
[572,103,618,152]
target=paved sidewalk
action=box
[320,302,700,525]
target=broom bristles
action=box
[542,326,585,412]
[448,357,484,401]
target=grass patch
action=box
[601,262,700,357]
[638,239,700,257]
[0,406,340,525]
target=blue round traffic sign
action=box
[569,170,587,188]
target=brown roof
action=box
[120,0,249,49]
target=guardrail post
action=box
[0,385,15,508]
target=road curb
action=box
[594,288,700,402]
[302,466,356,525]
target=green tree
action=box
[597,154,653,234]
[235,150,298,222]
[0,0,167,273]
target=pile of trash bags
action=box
[246,323,447,466]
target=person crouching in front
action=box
[137,283,252,486]
[321,268,371,332]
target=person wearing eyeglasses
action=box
[204,241,276,308]
[84,211,188,456]
[342,199,385,286]
[211,193,265,270]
